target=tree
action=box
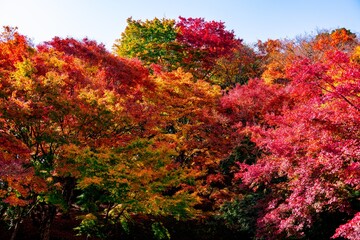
[222,41,360,239]
[210,44,263,89]
[147,68,236,212]
[113,17,183,71]
[258,28,358,84]
[70,139,199,239]
[0,27,48,240]
[0,29,160,239]
[176,17,241,80]
[113,17,242,81]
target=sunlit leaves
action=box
[113,17,242,81]
[332,212,360,240]
[258,28,359,84]
[1,21,359,240]
[0,28,161,239]
[176,17,241,79]
[150,68,229,167]
[73,139,199,228]
[113,17,181,71]
[224,33,360,239]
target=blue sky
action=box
[0,0,359,50]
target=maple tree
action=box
[222,34,360,239]
[210,44,263,89]
[256,38,292,84]
[312,28,358,52]
[258,28,358,84]
[175,17,241,80]
[146,68,236,213]
[0,27,198,239]
[113,17,242,81]
[0,27,48,240]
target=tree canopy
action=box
[0,22,359,240]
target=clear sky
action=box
[0,0,359,50]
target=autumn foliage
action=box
[0,20,359,240]
[222,34,360,239]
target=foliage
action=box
[175,17,241,80]
[332,212,360,240]
[1,23,360,240]
[74,140,199,219]
[210,44,263,89]
[220,193,262,236]
[113,17,182,71]
[152,222,171,240]
[0,27,200,240]
[223,30,360,239]
[113,17,244,82]
[148,68,237,212]
[257,28,359,84]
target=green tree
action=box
[113,17,183,71]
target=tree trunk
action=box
[38,204,56,240]
[39,217,52,240]
[10,208,24,240]
[10,219,20,240]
